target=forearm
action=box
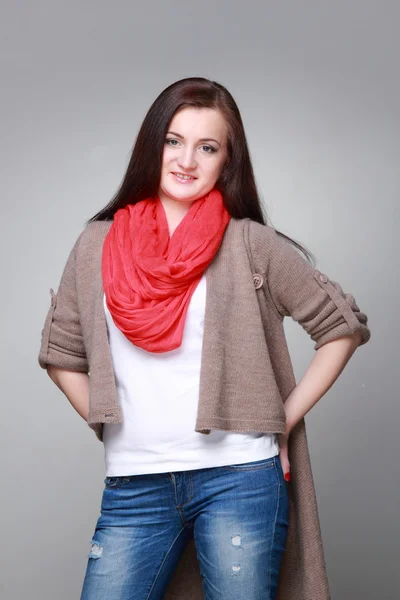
[284,331,363,433]
[47,365,90,422]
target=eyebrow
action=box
[166,131,221,145]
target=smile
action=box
[171,172,197,182]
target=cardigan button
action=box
[253,274,263,289]
[319,273,328,284]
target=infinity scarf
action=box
[102,188,231,353]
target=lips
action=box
[171,172,197,179]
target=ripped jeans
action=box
[80,455,289,600]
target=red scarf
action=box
[102,188,231,353]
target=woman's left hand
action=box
[277,430,291,483]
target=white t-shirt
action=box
[102,274,279,476]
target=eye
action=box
[201,144,217,153]
[165,138,217,153]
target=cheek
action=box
[209,157,226,179]
[161,148,173,168]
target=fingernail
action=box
[284,472,291,482]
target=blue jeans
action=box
[80,455,289,600]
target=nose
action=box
[177,146,197,171]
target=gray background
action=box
[1,1,398,598]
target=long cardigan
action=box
[38,216,370,600]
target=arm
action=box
[284,330,362,433]
[252,223,371,476]
[47,366,90,422]
[278,330,363,480]
[251,222,371,351]
[38,232,89,373]
[258,225,371,419]
[38,231,91,425]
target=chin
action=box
[160,186,203,204]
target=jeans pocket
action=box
[104,476,120,489]
[274,455,286,482]
[223,456,277,471]
[104,476,133,489]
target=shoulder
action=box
[244,218,309,272]
[80,220,112,242]
[246,218,279,244]
[227,217,278,244]
[245,217,289,254]
[74,220,112,256]
[226,216,285,252]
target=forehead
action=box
[168,107,227,139]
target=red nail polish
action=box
[284,472,291,482]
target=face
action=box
[158,107,229,208]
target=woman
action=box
[38,77,370,600]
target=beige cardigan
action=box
[38,217,370,599]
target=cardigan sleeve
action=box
[250,221,371,350]
[38,232,89,372]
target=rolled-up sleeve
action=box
[252,222,371,350]
[38,233,89,372]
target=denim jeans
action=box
[80,455,289,600]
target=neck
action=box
[158,195,196,237]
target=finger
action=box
[279,452,291,483]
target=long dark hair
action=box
[86,77,314,264]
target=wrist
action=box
[284,414,296,436]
